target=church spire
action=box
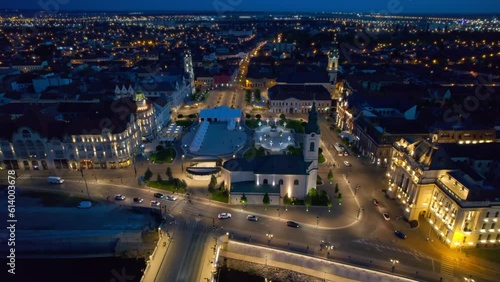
[305,100,320,134]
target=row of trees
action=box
[245,89,262,104]
[143,167,187,190]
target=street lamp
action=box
[316,216,319,228]
[181,154,185,171]
[266,232,273,244]
[355,185,360,195]
[390,259,399,273]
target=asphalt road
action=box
[7,112,500,282]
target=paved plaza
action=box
[182,122,248,156]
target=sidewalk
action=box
[220,240,419,282]
[140,224,172,282]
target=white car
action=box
[151,201,160,207]
[344,161,351,167]
[383,213,390,221]
[218,213,232,219]
[115,194,126,201]
[166,195,177,201]
[320,240,334,250]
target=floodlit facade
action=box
[388,138,500,249]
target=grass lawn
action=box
[175,119,194,127]
[150,148,176,163]
[147,180,186,193]
[285,119,304,133]
[211,190,229,203]
[245,119,260,129]
[243,147,266,158]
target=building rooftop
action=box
[268,84,331,101]
[223,155,310,175]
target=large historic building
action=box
[388,138,500,249]
[0,94,158,171]
[222,102,321,204]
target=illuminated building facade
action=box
[388,138,500,249]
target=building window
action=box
[22,130,31,138]
[495,212,499,218]
[309,142,315,152]
[486,212,490,218]
[481,223,486,229]
[263,179,268,185]
[278,179,283,185]
[294,179,299,185]
[491,223,496,229]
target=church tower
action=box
[327,34,339,84]
[303,101,321,193]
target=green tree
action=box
[335,183,339,194]
[305,194,312,211]
[327,197,333,212]
[240,193,247,205]
[144,168,153,182]
[338,193,342,200]
[263,192,270,209]
[255,114,262,120]
[157,174,163,183]
[283,193,292,208]
[254,89,261,101]
[328,169,333,180]
[279,113,286,121]
[166,167,173,181]
[245,90,252,104]
[208,174,217,193]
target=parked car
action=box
[166,195,177,201]
[133,198,144,203]
[373,199,380,206]
[154,193,164,199]
[151,201,160,207]
[320,240,334,250]
[395,230,407,239]
[247,215,258,221]
[344,161,351,167]
[286,221,300,228]
[383,213,391,221]
[114,194,126,201]
[218,213,232,219]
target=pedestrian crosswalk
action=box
[354,239,429,261]
[440,255,455,278]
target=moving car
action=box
[166,195,177,201]
[395,230,407,239]
[320,240,334,250]
[344,161,351,167]
[218,213,232,219]
[133,197,144,203]
[383,213,390,221]
[373,199,380,206]
[114,194,126,201]
[151,201,160,207]
[48,176,64,184]
[286,221,300,228]
[154,193,165,199]
[247,215,258,221]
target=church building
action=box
[221,102,321,205]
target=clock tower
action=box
[327,34,339,84]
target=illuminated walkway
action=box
[220,240,419,282]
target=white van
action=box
[48,176,64,184]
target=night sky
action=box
[1,0,499,14]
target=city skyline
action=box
[1,0,500,15]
